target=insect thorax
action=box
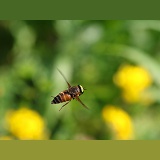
[68,85,84,97]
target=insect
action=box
[51,69,89,111]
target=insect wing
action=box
[57,68,71,88]
[76,96,89,110]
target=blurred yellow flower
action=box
[102,105,134,140]
[113,64,152,103]
[6,107,47,140]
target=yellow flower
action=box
[122,88,141,103]
[102,105,134,140]
[6,107,47,140]
[113,64,152,103]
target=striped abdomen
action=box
[51,90,72,104]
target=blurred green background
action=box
[1,20,160,140]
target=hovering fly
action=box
[51,69,89,111]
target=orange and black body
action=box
[51,90,72,104]
[51,85,83,104]
[51,69,89,111]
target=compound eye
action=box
[78,85,84,94]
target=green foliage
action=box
[1,20,160,140]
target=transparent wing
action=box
[76,96,89,110]
[57,68,71,88]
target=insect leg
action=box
[75,96,89,110]
[59,101,71,111]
